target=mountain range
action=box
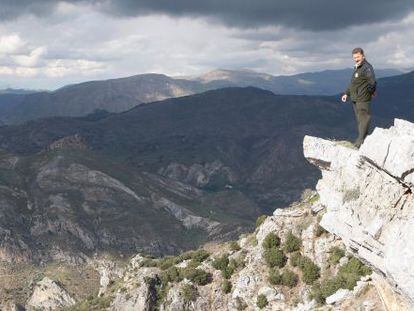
[0,68,406,125]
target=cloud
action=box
[80,0,414,31]
[0,2,413,90]
[0,34,25,54]
[1,1,414,31]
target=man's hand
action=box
[341,94,348,102]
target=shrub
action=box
[212,254,229,271]
[262,232,281,249]
[283,231,302,253]
[221,267,232,279]
[339,257,371,277]
[212,253,242,279]
[235,297,248,310]
[263,248,286,268]
[158,256,176,270]
[234,253,246,269]
[178,251,194,261]
[315,225,328,237]
[328,247,345,266]
[289,252,303,267]
[181,268,211,286]
[268,268,282,285]
[281,269,298,288]
[181,283,198,303]
[160,266,183,283]
[256,294,268,309]
[290,253,320,284]
[256,215,267,228]
[186,259,201,269]
[191,249,210,262]
[140,258,157,267]
[229,241,241,252]
[268,268,298,287]
[222,279,232,293]
[301,257,320,284]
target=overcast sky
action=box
[0,0,413,90]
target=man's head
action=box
[352,47,365,65]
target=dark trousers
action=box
[352,100,371,145]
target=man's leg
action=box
[352,101,361,145]
[354,101,371,147]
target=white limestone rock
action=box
[326,288,351,305]
[303,118,414,306]
[26,277,75,311]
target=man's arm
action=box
[365,65,376,94]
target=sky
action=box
[0,0,413,90]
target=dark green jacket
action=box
[345,59,376,102]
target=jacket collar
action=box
[354,58,366,69]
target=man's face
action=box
[352,52,364,64]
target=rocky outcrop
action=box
[304,118,414,308]
[47,134,87,151]
[26,277,75,310]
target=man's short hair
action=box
[352,47,364,55]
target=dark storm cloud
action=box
[0,0,90,20]
[1,0,414,31]
[101,0,414,31]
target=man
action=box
[341,47,377,148]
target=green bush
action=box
[140,258,157,267]
[181,268,211,286]
[289,253,320,284]
[301,257,320,284]
[262,232,281,249]
[289,252,303,267]
[235,297,248,310]
[212,253,242,279]
[268,268,298,287]
[268,268,282,285]
[281,269,298,288]
[158,256,176,270]
[178,251,194,261]
[181,283,198,303]
[256,215,267,228]
[283,231,302,253]
[263,248,286,268]
[186,259,201,269]
[212,254,229,271]
[339,257,371,277]
[161,266,183,283]
[229,241,241,252]
[192,249,210,262]
[256,294,268,309]
[222,279,232,293]
[328,247,345,266]
[315,225,328,237]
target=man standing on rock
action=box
[342,47,377,148]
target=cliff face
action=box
[304,118,414,307]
